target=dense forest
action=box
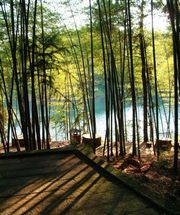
[0,0,179,172]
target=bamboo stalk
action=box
[151,0,159,158]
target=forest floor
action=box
[95,141,180,203]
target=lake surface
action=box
[50,96,179,142]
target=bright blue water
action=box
[95,100,175,142]
[11,95,179,142]
[50,96,178,141]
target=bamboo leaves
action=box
[0,0,62,151]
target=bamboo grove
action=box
[0,0,51,151]
[0,0,179,172]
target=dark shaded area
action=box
[0,149,171,214]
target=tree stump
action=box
[82,134,101,148]
[156,139,172,150]
[70,129,81,144]
[12,135,24,147]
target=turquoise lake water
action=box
[50,96,177,141]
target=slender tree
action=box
[126,0,138,155]
[138,0,148,142]
[151,0,160,158]
[167,0,179,173]
[89,0,96,153]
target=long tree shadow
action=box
[59,175,101,214]
[8,159,86,214]
[0,155,79,198]
[0,154,82,214]
[38,167,100,214]
[0,153,108,215]
[0,154,76,178]
[21,158,104,214]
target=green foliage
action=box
[0,0,175,142]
